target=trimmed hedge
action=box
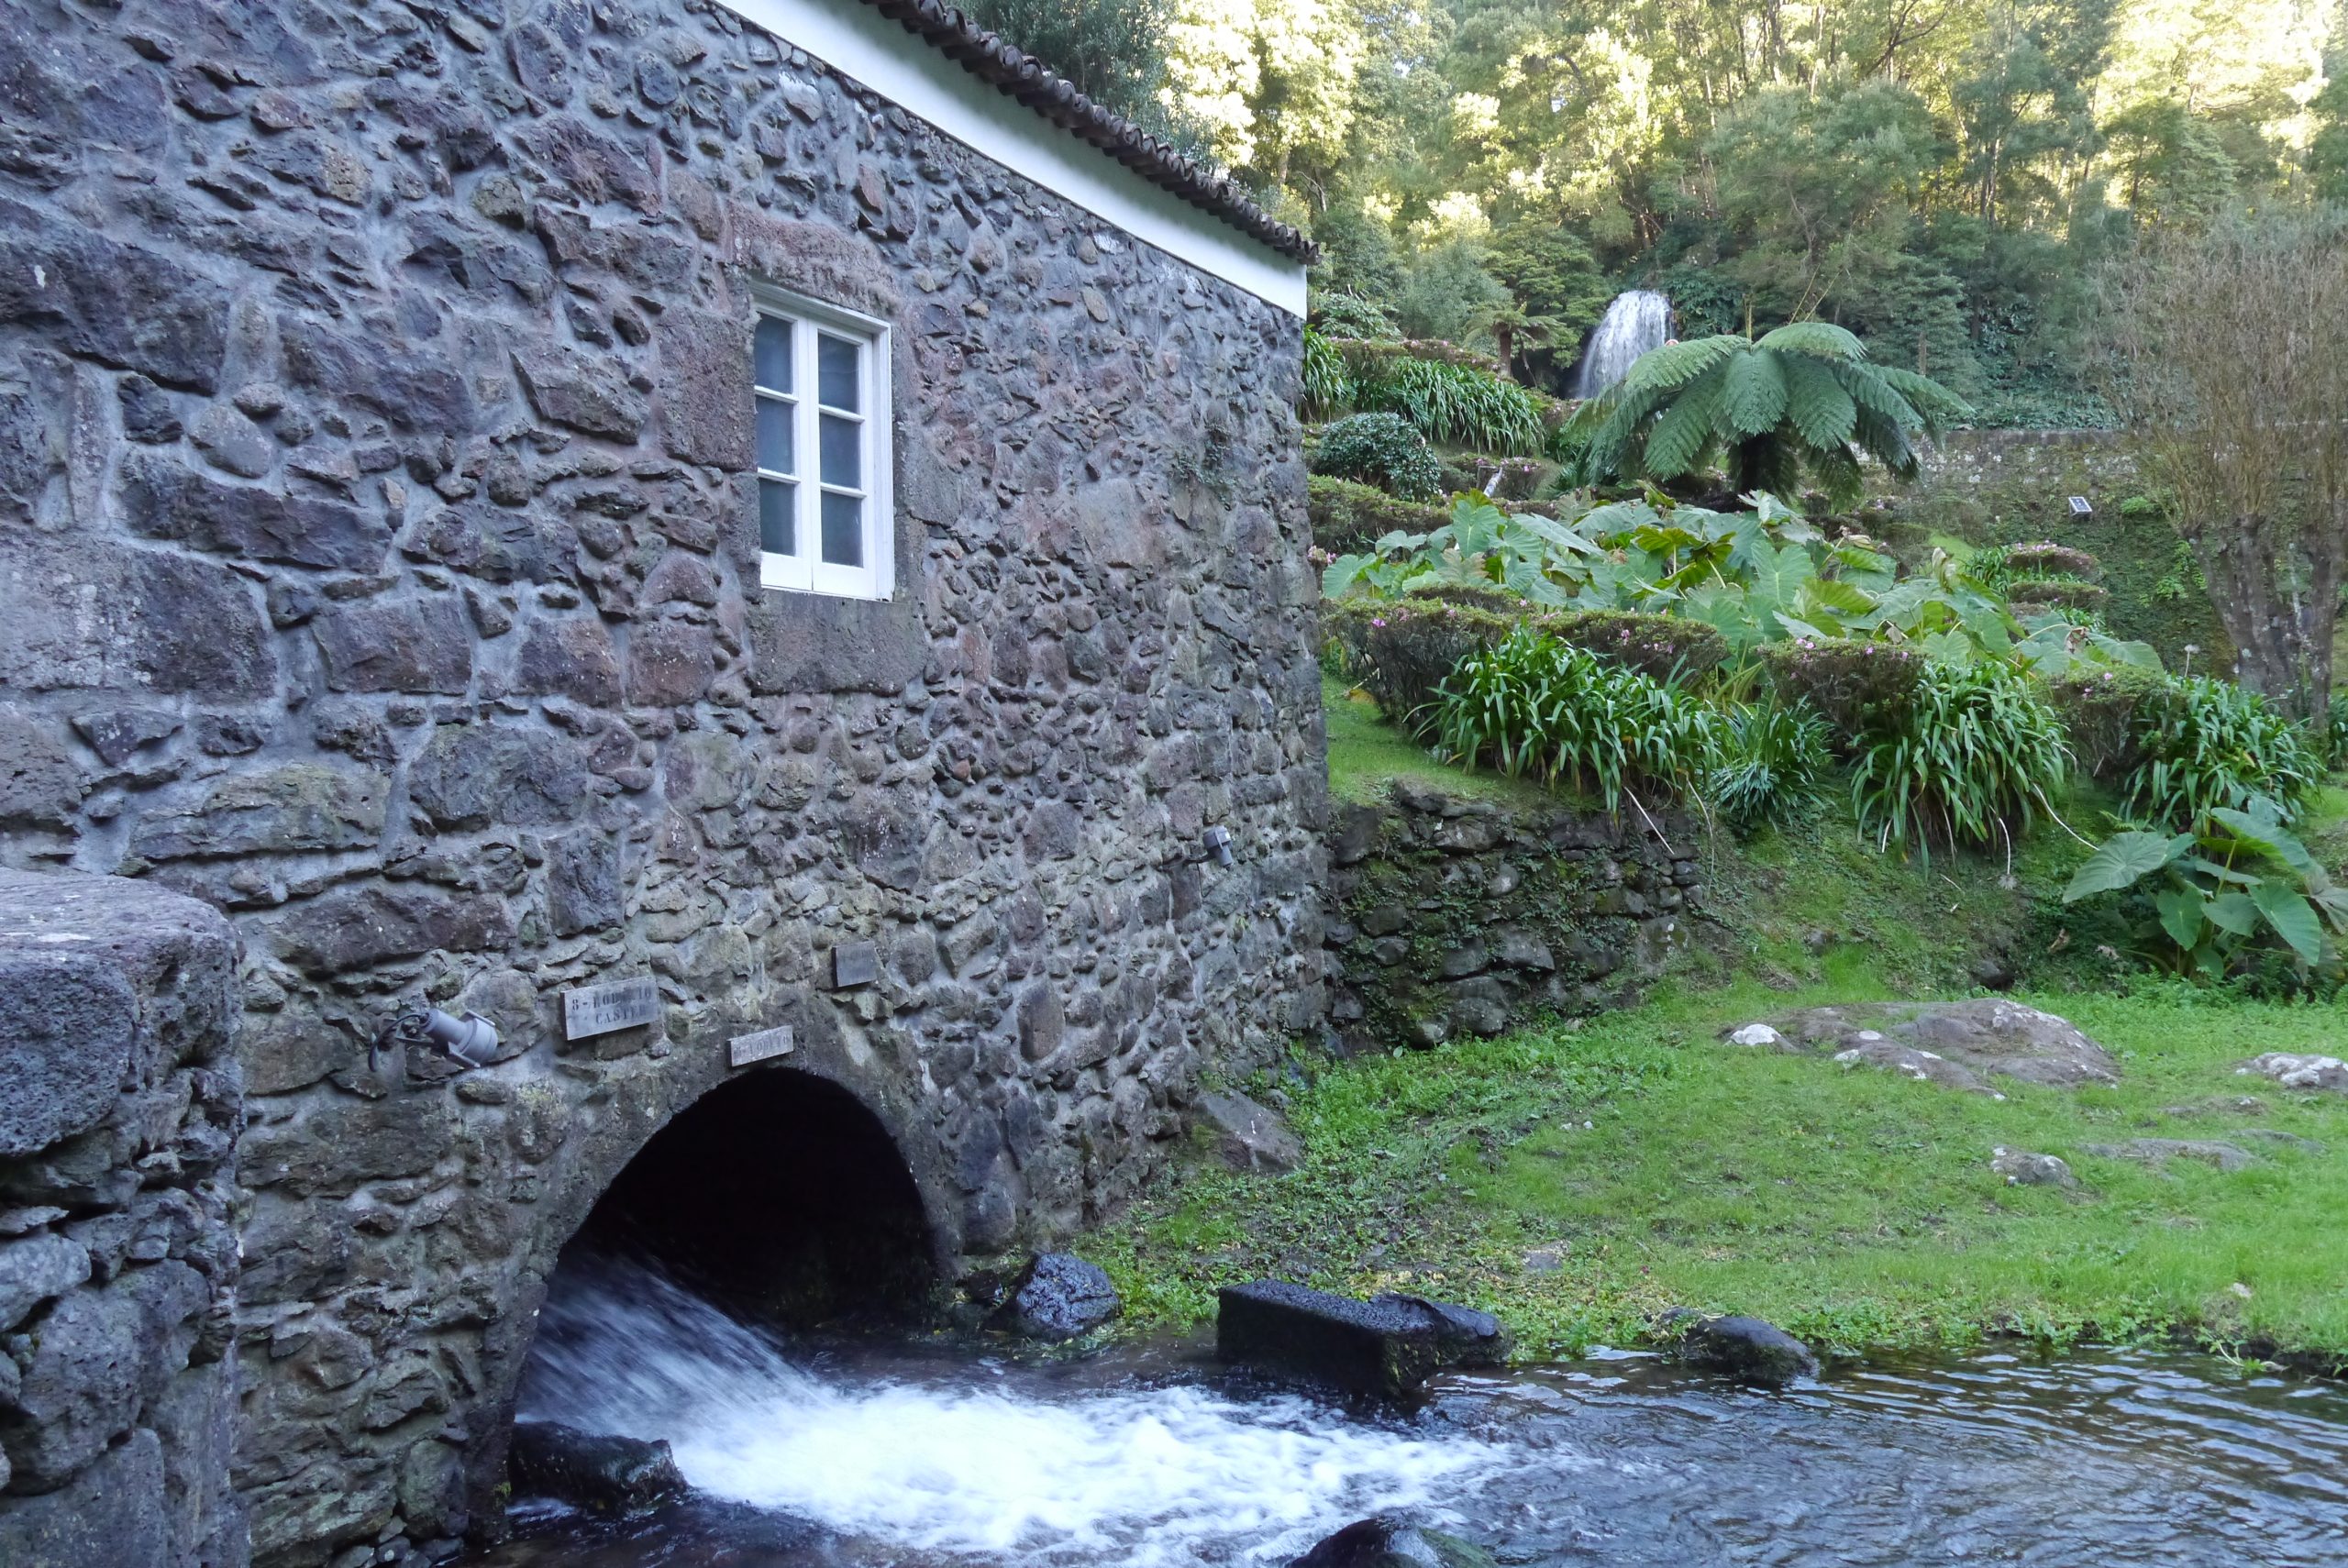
[1308,475,1447,556]
[2007,578,2110,613]
[1755,637,1928,738]
[2043,664,2168,781]
[1324,595,1714,735]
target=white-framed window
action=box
[752,285,894,601]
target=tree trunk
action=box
[2192,514,2341,721]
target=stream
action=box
[478,1260,2348,1567]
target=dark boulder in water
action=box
[1290,1516,1499,1567]
[1666,1311,1819,1388]
[507,1419,688,1517]
[990,1252,1121,1341]
[1218,1280,1510,1398]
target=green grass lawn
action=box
[1090,695,2348,1370]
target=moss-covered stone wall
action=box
[1324,781,1700,1052]
[1889,430,2231,673]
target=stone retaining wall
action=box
[1323,783,1700,1051]
[0,870,245,1568]
[0,0,1324,1560]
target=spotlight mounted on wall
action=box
[370,1005,502,1073]
[1162,824,1236,871]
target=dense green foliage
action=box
[1309,337,1556,455]
[1569,325,1969,504]
[1848,660,2070,856]
[1312,413,1445,502]
[2066,802,2348,979]
[1434,627,1722,811]
[1709,697,1836,827]
[2121,677,2321,830]
[1307,474,1446,556]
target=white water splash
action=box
[1571,290,1674,399]
[519,1262,1512,1565]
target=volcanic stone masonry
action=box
[0,0,1327,1561]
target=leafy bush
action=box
[1966,540,2099,594]
[1308,475,1445,556]
[2121,676,2320,829]
[1754,637,1926,737]
[2043,665,2168,780]
[1849,660,2068,857]
[1546,609,1728,684]
[1302,326,1351,419]
[2004,579,2110,615]
[2065,802,2348,982]
[1350,353,1551,455]
[1322,597,1512,735]
[1313,413,1444,502]
[1310,293,1399,341]
[1433,627,1722,811]
[1708,697,1834,828]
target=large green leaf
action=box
[2250,878,2326,963]
[1780,355,1858,450]
[2208,807,2320,876]
[2064,831,2187,901]
[2204,889,2260,934]
[1643,380,1723,478]
[2154,888,2206,950]
[1623,335,1744,392]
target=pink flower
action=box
[1371,617,1387,627]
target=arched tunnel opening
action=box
[552,1067,939,1330]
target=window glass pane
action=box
[757,397,794,475]
[759,479,797,557]
[817,335,859,411]
[820,414,860,488]
[821,491,863,567]
[755,315,792,392]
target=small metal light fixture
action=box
[370,1006,501,1073]
[1202,824,1234,868]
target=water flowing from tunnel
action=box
[517,1259,1512,1565]
[1571,290,1673,399]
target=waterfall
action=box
[518,1258,1510,1565]
[1570,291,1673,400]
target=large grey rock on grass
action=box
[1723,999,2118,1097]
[1290,1517,1498,1568]
[2081,1139,2257,1174]
[2239,1053,2346,1093]
[1197,1089,1304,1173]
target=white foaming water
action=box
[519,1262,1512,1565]
[1571,290,1674,399]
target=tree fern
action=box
[1567,326,1968,505]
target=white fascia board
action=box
[717,0,1308,316]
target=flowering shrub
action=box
[1753,637,1926,738]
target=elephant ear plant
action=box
[2064,801,2348,980]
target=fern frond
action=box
[1645,375,1724,478]
[1875,365,1973,432]
[1720,348,1788,438]
[1623,335,1744,392]
[1808,442,1865,507]
[1851,404,1918,480]
[1756,321,1866,361]
[1780,355,1857,450]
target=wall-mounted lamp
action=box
[370,1006,502,1073]
[1163,824,1235,871]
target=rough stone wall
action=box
[0,870,246,1568]
[0,0,1325,1561]
[1324,783,1698,1052]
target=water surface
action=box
[480,1263,2348,1567]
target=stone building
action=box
[0,0,1326,1561]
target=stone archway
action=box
[460,1047,960,1541]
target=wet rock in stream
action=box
[1290,1516,1500,1567]
[1218,1280,1509,1397]
[508,1420,688,1518]
[1665,1311,1820,1389]
[988,1252,1121,1341]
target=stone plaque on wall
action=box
[561,977,660,1040]
[728,1024,795,1067]
[830,941,879,988]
